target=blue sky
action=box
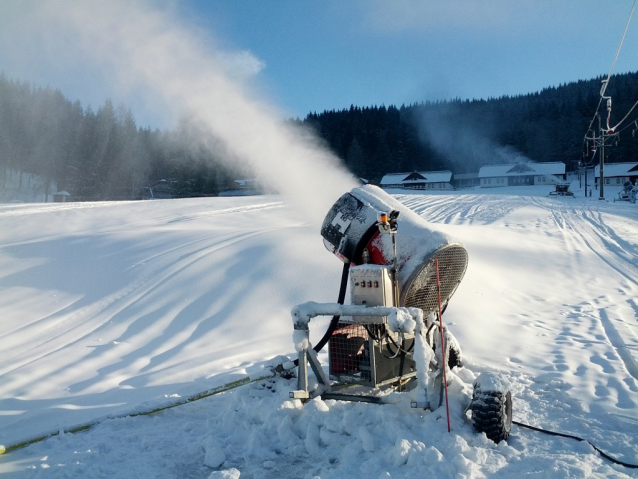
[180,1,638,118]
[1,1,637,128]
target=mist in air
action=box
[416,102,532,174]
[0,0,356,224]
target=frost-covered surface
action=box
[412,310,438,411]
[473,372,510,394]
[292,329,311,352]
[292,301,419,333]
[387,308,417,334]
[444,328,463,365]
[1,183,638,477]
[349,186,459,305]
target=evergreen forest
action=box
[0,75,240,201]
[1,70,638,200]
[300,71,638,182]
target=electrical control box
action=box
[349,265,394,323]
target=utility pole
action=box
[584,165,588,198]
[599,114,605,200]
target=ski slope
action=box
[1,184,637,478]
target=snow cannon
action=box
[320,185,468,315]
[286,185,513,445]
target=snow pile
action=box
[209,469,241,479]
[293,329,312,352]
[474,372,511,394]
[387,309,416,334]
[4,371,635,478]
[203,437,227,468]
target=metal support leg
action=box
[290,348,310,400]
[290,323,311,400]
[307,349,330,392]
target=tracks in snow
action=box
[394,193,527,225]
[398,192,638,384]
[0,200,284,249]
[527,197,638,284]
[524,197,638,383]
[0,199,289,395]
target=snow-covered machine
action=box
[613,181,638,203]
[549,183,574,197]
[287,185,513,443]
[320,186,466,387]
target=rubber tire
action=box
[471,388,512,444]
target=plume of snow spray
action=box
[0,0,356,225]
[416,103,532,173]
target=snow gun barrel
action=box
[320,185,468,315]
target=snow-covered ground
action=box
[1,183,637,478]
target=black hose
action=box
[512,420,638,469]
[382,329,414,358]
[313,261,350,354]
[293,261,350,366]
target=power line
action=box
[610,97,638,132]
[581,0,637,196]
[583,0,637,139]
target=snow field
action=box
[1,183,638,477]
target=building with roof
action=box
[593,162,638,187]
[148,179,175,199]
[52,191,71,202]
[219,178,272,197]
[452,173,480,189]
[379,171,454,190]
[478,162,566,188]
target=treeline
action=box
[0,74,237,201]
[301,71,638,182]
[2,71,638,199]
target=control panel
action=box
[349,264,394,323]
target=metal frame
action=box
[290,303,431,405]
[328,320,416,388]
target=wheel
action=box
[471,377,512,443]
[471,389,512,443]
